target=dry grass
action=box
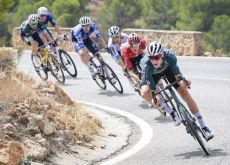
[0,47,15,70]
[0,69,101,145]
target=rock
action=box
[3,123,16,133]
[41,88,55,94]
[23,138,48,161]
[35,134,43,140]
[39,119,55,135]
[0,139,24,165]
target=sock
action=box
[159,103,174,113]
[194,112,206,129]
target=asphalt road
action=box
[17,51,230,165]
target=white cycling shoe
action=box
[202,127,214,141]
[170,111,182,126]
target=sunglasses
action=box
[40,14,47,17]
[82,24,90,28]
[149,55,161,61]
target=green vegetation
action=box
[1,0,230,56]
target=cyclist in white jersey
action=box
[107,26,134,86]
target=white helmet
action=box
[108,26,121,37]
[28,14,39,24]
[146,41,164,57]
[79,16,91,25]
[37,7,48,15]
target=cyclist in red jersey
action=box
[121,33,147,89]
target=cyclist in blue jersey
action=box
[140,41,214,141]
[71,16,107,76]
[37,7,67,41]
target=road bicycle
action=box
[31,38,65,84]
[89,49,123,94]
[154,76,210,155]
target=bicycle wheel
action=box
[58,49,77,78]
[103,63,123,94]
[31,55,48,80]
[47,55,65,84]
[178,103,209,156]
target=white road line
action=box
[77,100,153,165]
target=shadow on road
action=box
[175,148,228,159]
[97,90,134,97]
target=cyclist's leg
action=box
[72,40,96,75]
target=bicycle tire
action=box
[47,55,65,84]
[58,49,78,78]
[31,55,48,80]
[179,103,209,156]
[103,63,123,94]
[91,59,106,90]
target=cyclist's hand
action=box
[152,94,161,108]
[179,79,191,89]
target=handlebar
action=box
[153,76,189,96]
[37,35,66,50]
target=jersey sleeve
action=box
[47,14,57,27]
[92,23,101,38]
[71,27,85,47]
[140,63,156,90]
[121,48,132,69]
[165,49,181,75]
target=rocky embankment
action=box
[0,68,102,164]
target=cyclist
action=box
[20,14,49,67]
[107,26,134,86]
[71,16,107,76]
[140,41,214,140]
[37,7,67,41]
[121,33,147,90]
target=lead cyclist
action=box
[140,41,214,141]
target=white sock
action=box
[194,112,206,129]
[159,103,174,113]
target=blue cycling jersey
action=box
[71,23,101,51]
[42,13,57,27]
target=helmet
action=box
[38,7,48,15]
[28,14,39,24]
[146,41,164,57]
[108,26,121,37]
[128,33,141,44]
[79,16,91,25]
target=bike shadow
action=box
[97,90,134,97]
[153,115,172,124]
[174,148,228,159]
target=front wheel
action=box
[58,49,77,78]
[179,103,209,156]
[103,63,123,94]
[31,55,48,80]
[47,55,65,84]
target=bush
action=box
[205,15,230,56]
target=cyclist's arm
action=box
[140,64,156,91]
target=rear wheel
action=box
[58,49,77,77]
[179,103,209,156]
[103,63,123,94]
[47,55,65,84]
[31,55,48,80]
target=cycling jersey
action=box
[20,20,43,38]
[121,39,147,69]
[107,33,128,63]
[39,13,57,27]
[71,23,101,52]
[140,49,181,90]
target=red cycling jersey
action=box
[121,39,147,69]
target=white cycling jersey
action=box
[107,32,128,63]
